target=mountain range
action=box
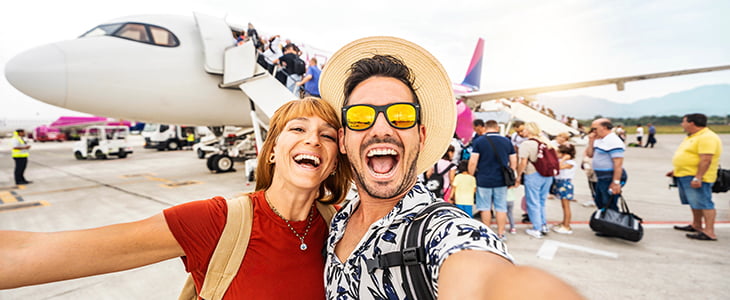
[536,84,730,119]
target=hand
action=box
[690,178,702,189]
[665,170,674,177]
[609,182,621,195]
[295,81,303,87]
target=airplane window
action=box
[81,23,123,38]
[149,25,179,47]
[115,23,150,43]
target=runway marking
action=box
[120,173,156,178]
[0,201,49,212]
[161,181,201,188]
[0,191,23,204]
[537,240,619,260]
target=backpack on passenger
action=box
[530,138,560,177]
[292,57,306,76]
[424,163,455,199]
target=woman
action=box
[0,97,352,298]
[515,122,554,239]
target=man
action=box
[645,123,657,148]
[667,113,722,241]
[585,118,626,211]
[273,44,304,92]
[11,129,32,185]
[472,118,487,138]
[295,58,321,98]
[510,120,528,150]
[468,120,516,240]
[635,123,644,146]
[319,36,580,299]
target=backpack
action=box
[365,201,469,300]
[530,138,560,177]
[292,57,306,75]
[424,163,455,198]
[712,167,730,193]
[178,195,337,300]
[460,145,471,161]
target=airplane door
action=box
[193,12,234,74]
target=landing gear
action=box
[207,154,234,173]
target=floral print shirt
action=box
[325,183,513,299]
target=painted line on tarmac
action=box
[558,223,730,228]
[537,240,619,260]
[0,201,50,212]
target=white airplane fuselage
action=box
[6,15,253,127]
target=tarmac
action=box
[0,134,728,300]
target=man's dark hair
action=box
[513,120,525,128]
[600,120,613,130]
[344,55,419,105]
[15,129,24,133]
[472,119,485,127]
[485,120,499,129]
[684,113,707,127]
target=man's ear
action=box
[338,128,347,154]
[419,124,427,149]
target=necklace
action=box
[266,197,315,251]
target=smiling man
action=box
[319,36,582,300]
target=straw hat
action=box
[319,36,456,174]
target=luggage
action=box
[589,195,643,242]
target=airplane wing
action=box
[460,64,730,105]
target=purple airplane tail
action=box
[460,38,484,91]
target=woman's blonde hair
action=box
[524,122,553,148]
[254,97,353,204]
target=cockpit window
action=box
[80,22,179,47]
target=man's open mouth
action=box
[366,148,399,176]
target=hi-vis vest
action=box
[12,132,29,158]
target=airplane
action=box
[5,12,730,172]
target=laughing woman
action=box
[0,97,352,299]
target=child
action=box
[552,144,577,234]
[506,186,517,234]
[450,160,476,216]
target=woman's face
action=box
[270,115,339,190]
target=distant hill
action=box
[537,84,730,119]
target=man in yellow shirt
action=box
[667,113,722,241]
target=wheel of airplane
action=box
[95,149,107,160]
[207,154,220,171]
[74,151,85,160]
[213,155,234,173]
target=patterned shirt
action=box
[325,183,512,299]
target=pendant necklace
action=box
[267,197,315,251]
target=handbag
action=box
[483,135,516,186]
[589,195,643,242]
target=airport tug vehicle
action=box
[73,125,133,159]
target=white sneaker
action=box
[541,224,549,235]
[498,234,507,242]
[525,229,543,239]
[552,225,573,235]
[581,201,596,207]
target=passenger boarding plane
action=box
[5,12,730,172]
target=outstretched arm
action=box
[0,213,184,289]
[438,251,583,299]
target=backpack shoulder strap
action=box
[179,195,254,300]
[315,201,337,227]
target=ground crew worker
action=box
[11,129,32,185]
[186,129,195,149]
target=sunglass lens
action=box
[346,105,375,130]
[387,104,417,129]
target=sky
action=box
[1,0,729,119]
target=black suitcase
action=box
[589,195,643,242]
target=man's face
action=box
[17,131,25,137]
[591,121,610,138]
[339,76,425,200]
[680,117,691,133]
[515,125,527,137]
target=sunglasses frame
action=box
[341,102,421,131]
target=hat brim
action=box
[319,36,456,174]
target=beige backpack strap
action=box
[315,201,337,227]
[178,195,254,300]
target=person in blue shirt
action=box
[296,58,321,98]
[645,123,657,148]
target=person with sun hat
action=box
[319,36,582,299]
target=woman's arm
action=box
[0,213,184,289]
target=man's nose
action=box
[369,111,394,134]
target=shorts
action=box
[553,179,574,201]
[476,186,507,212]
[455,204,473,217]
[677,176,714,209]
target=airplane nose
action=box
[4,44,67,107]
